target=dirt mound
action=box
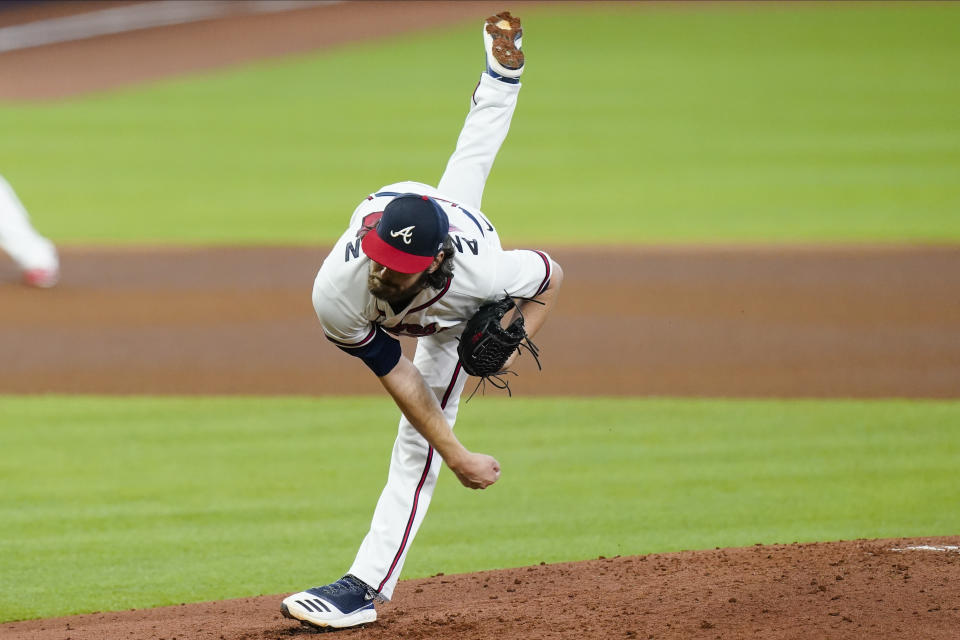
[4,537,957,639]
[0,0,541,100]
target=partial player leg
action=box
[345,330,467,600]
[0,175,59,287]
[436,13,524,211]
[282,332,467,629]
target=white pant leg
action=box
[348,331,467,600]
[0,175,58,272]
[436,73,521,211]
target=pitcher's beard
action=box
[368,274,426,304]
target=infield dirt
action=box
[1,2,958,638]
[3,245,960,398]
[3,538,959,639]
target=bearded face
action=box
[367,260,432,303]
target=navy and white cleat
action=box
[281,575,378,630]
[484,11,523,82]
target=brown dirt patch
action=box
[3,537,958,639]
[2,245,959,398]
[0,1,549,100]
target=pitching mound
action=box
[322,538,960,639]
[3,537,957,639]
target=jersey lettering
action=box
[384,322,441,337]
[345,238,362,262]
[451,235,479,255]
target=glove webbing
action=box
[463,294,543,401]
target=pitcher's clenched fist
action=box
[449,451,502,489]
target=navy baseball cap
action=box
[362,194,450,274]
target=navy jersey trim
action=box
[377,362,462,593]
[407,276,453,314]
[431,195,490,236]
[376,191,491,237]
[530,250,552,296]
[325,325,377,349]
[457,206,486,236]
[440,362,463,407]
[378,445,433,593]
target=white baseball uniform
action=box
[312,73,556,599]
[0,174,59,274]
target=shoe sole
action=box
[281,601,377,631]
[22,270,59,288]
[485,12,523,72]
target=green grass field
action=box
[1,396,957,621]
[0,2,958,244]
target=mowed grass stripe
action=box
[0,3,958,244]
[1,396,957,621]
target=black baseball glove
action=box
[458,296,541,397]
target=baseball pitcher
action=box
[282,12,562,630]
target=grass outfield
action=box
[0,2,958,244]
[1,396,957,621]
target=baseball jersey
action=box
[313,181,553,375]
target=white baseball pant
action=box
[0,175,59,272]
[347,73,520,599]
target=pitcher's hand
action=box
[448,451,501,489]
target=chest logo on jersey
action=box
[346,212,384,262]
[384,322,441,337]
[389,225,416,245]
